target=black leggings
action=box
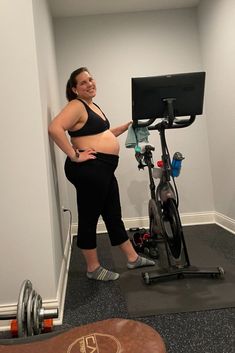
[64,153,129,249]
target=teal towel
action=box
[125,125,150,148]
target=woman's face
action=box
[74,71,97,101]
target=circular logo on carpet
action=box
[67,332,122,353]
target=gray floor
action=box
[0,224,234,352]
[110,224,235,317]
[62,224,235,353]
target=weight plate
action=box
[26,289,36,336]
[17,280,32,337]
[32,293,42,335]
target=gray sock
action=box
[87,266,119,281]
[127,255,155,269]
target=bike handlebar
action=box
[132,115,196,130]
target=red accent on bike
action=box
[157,160,163,168]
[143,233,151,240]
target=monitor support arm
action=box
[162,98,176,128]
[132,100,196,131]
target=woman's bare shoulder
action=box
[67,98,85,109]
[61,99,86,116]
[51,99,85,130]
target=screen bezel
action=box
[131,71,206,120]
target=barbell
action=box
[0,279,59,337]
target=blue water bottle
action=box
[171,152,184,177]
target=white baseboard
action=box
[180,211,215,226]
[53,227,73,325]
[115,212,234,233]
[36,228,72,327]
[121,211,216,229]
[0,304,17,331]
[214,211,235,234]
[71,211,216,235]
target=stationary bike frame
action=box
[133,107,224,284]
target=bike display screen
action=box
[131,71,205,120]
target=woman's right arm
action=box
[48,101,81,161]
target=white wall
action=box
[0,0,67,318]
[32,0,70,283]
[197,0,235,221]
[53,8,214,224]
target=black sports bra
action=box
[68,99,110,137]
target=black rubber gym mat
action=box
[110,224,235,317]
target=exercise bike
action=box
[133,101,224,285]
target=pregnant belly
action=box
[71,130,120,155]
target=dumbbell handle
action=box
[39,308,59,320]
[0,308,59,321]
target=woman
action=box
[48,67,155,281]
